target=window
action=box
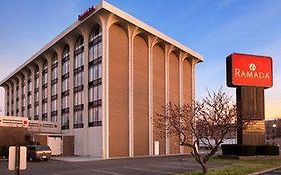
[16,85,19,97]
[52,53,58,65]
[51,53,58,80]
[75,53,83,69]
[28,79,32,92]
[62,60,69,75]
[42,115,47,121]
[34,105,39,117]
[74,36,84,69]
[27,95,31,105]
[74,91,83,106]
[89,85,102,102]
[88,106,102,127]
[89,25,102,62]
[74,72,83,87]
[63,46,70,59]
[62,61,69,75]
[42,73,48,85]
[89,64,102,82]
[34,91,39,102]
[42,61,48,85]
[51,84,57,96]
[88,26,103,128]
[27,108,31,119]
[52,67,57,80]
[22,83,25,95]
[22,97,26,107]
[74,110,83,128]
[42,102,47,114]
[51,99,57,111]
[62,96,69,109]
[35,77,39,89]
[35,67,39,77]
[62,78,69,92]
[42,87,47,99]
[22,108,25,116]
[51,115,57,122]
[61,113,69,130]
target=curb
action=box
[53,154,189,162]
[248,165,281,175]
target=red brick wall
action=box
[169,52,180,154]
[153,44,166,155]
[133,35,149,156]
[109,24,129,157]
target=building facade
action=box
[0,1,203,158]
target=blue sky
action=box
[0,0,280,119]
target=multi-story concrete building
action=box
[0,1,203,158]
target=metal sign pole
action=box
[15,146,20,175]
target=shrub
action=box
[256,145,279,155]
[222,144,256,156]
[221,144,279,156]
[221,144,238,155]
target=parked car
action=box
[27,145,52,161]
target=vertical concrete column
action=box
[81,27,90,156]
[47,56,52,122]
[16,75,23,117]
[11,79,17,116]
[3,84,8,115]
[8,82,13,115]
[23,71,29,117]
[100,16,110,159]
[164,45,171,155]
[127,25,138,157]
[56,48,63,129]
[31,68,36,120]
[36,62,43,121]
[179,54,184,154]
[147,36,154,156]
[68,39,75,134]
[190,58,197,102]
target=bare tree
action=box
[153,89,241,174]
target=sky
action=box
[0,0,280,119]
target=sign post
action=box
[226,53,273,145]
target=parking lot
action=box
[0,155,226,175]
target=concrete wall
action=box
[88,126,102,157]
[74,128,85,155]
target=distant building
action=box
[0,1,203,158]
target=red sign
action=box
[78,6,95,21]
[226,53,273,88]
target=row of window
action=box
[6,25,103,129]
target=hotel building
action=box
[0,1,203,158]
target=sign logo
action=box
[78,5,95,21]
[226,53,273,88]
[249,63,256,71]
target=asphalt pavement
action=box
[0,155,225,175]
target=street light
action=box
[272,122,277,145]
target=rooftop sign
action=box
[226,53,273,88]
[78,5,95,21]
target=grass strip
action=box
[181,157,281,175]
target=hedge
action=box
[221,144,279,156]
